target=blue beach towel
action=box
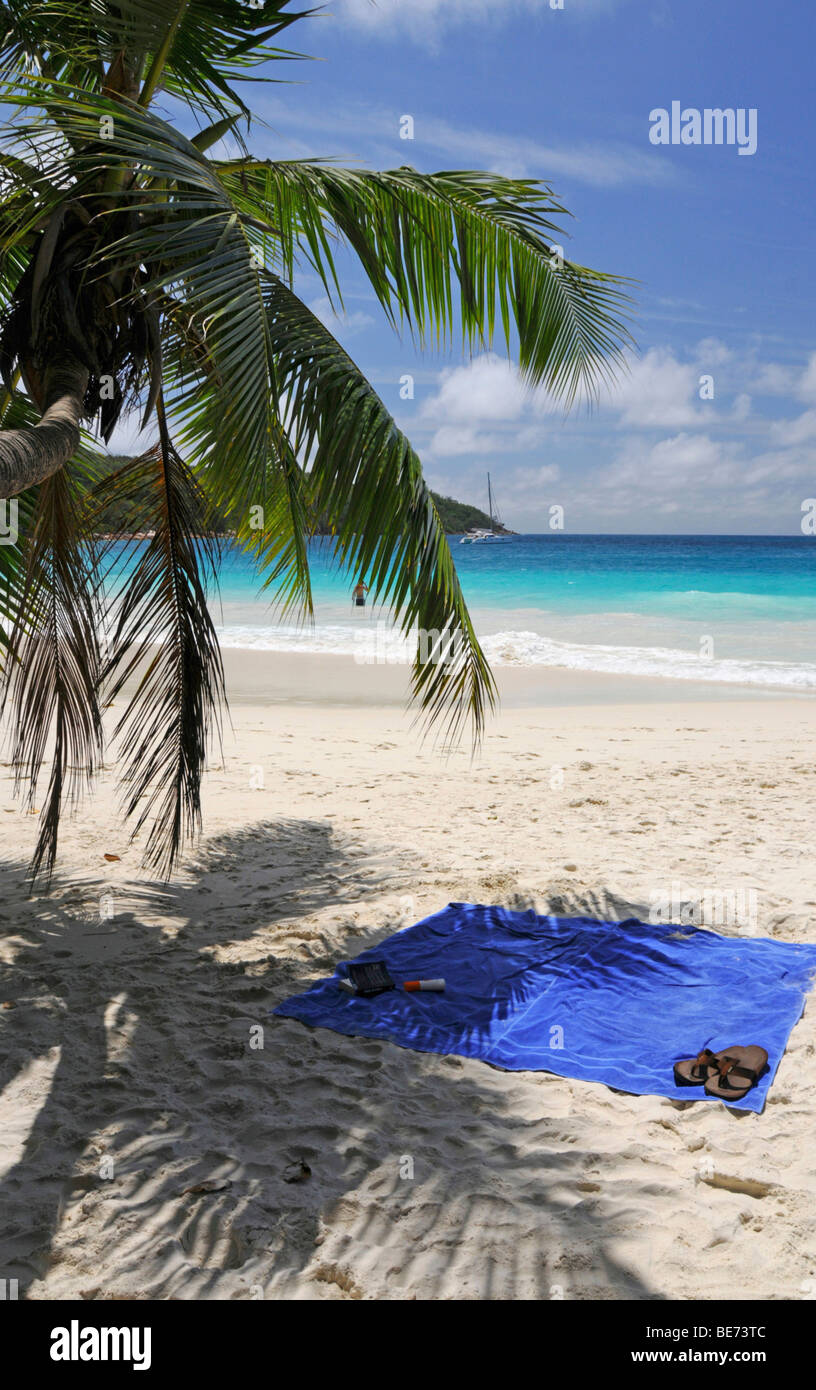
[273,903,816,1112]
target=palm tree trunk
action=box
[0,358,88,498]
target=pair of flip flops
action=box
[674,1045,768,1100]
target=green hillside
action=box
[430,492,511,534]
[87,455,511,537]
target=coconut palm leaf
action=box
[0,450,103,879]
[254,272,496,740]
[0,1,313,112]
[0,389,40,648]
[158,288,314,620]
[214,160,635,402]
[93,424,225,875]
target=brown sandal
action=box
[673,1048,723,1086]
[703,1045,768,1101]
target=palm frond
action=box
[157,289,314,620]
[0,1,315,119]
[0,389,41,651]
[0,451,103,881]
[215,161,636,404]
[257,272,497,743]
[94,429,225,876]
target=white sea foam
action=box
[479,631,816,687]
[215,622,816,690]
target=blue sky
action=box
[118,0,816,534]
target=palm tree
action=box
[0,1,632,880]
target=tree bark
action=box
[0,358,88,498]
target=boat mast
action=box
[487,471,502,529]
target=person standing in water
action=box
[353,580,369,608]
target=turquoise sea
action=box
[203,534,816,692]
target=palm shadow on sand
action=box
[0,826,664,1301]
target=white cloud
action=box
[748,362,799,397]
[426,426,505,457]
[414,340,816,530]
[796,351,816,403]
[420,354,533,425]
[503,462,561,492]
[753,353,816,445]
[340,0,533,26]
[597,433,739,493]
[338,0,623,42]
[694,336,733,367]
[413,115,672,187]
[603,347,703,428]
[739,448,815,487]
[770,409,816,446]
[742,351,816,406]
[418,353,557,456]
[254,93,672,189]
[584,431,815,531]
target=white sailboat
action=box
[459,473,511,543]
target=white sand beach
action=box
[1,654,815,1300]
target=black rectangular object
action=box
[347,960,395,996]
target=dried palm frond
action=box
[93,423,224,875]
